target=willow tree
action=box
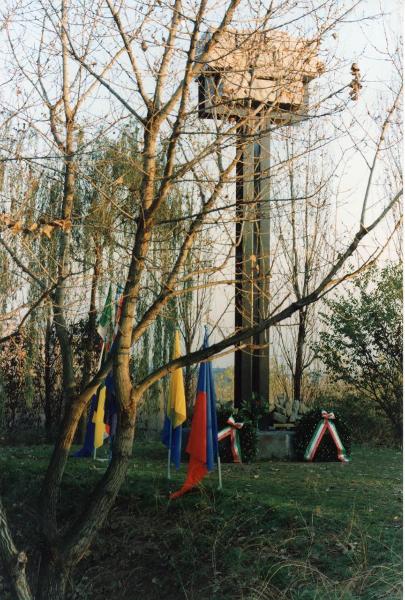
[0,0,402,598]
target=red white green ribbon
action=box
[218,416,244,463]
[304,410,350,463]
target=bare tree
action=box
[270,125,338,411]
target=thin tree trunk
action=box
[293,308,306,404]
[77,244,102,443]
[184,340,194,411]
[53,0,77,418]
[44,315,53,442]
[53,148,76,415]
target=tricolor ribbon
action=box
[218,416,244,463]
[304,410,350,463]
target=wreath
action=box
[216,408,258,463]
[294,409,351,462]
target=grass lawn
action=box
[0,443,402,600]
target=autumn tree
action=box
[0,1,402,598]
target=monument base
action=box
[257,430,296,460]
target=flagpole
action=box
[204,325,222,491]
[217,455,223,490]
[167,418,172,480]
[96,341,105,371]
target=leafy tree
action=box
[315,263,402,441]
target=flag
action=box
[104,371,118,438]
[161,331,187,469]
[97,285,113,344]
[72,385,108,458]
[170,330,218,499]
[72,394,98,458]
[72,377,116,459]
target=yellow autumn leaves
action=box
[0,213,72,238]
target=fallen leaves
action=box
[335,541,359,554]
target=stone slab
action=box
[181,428,296,461]
[257,430,296,460]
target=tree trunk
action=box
[293,308,306,404]
[53,146,76,416]
[0,497,32,600]
[76,244,102,444]
[184,340,194,411]
[184,364,193,412]
[36,551,70,600]
[44,315,53,442]
[76,406,87,446]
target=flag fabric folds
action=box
[73,285,121,458]
[72,386,107,458]
[72,394,98,458]
[170,331,218,499]
[73,376,118,458]
[161,331,187,469]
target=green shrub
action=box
[314,390,399,447]
[314,263,402,443]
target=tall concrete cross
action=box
[198,29,323,409]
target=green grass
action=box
[0,443,402,600]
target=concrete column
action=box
[235,120,270,409]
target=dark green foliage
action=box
[238,421,258,463]
[238,397,268,462]
[314,263,402,442]
[70,318,102,376]
[294,408,351,461]
[0,332,44,439]
[241,393,268,422]
[316,390,399,447]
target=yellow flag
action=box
[167,331,186,428]
[92,386,107,449]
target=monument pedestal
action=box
[257,430,296,460]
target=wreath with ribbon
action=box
[217,416,244,463]
[294,409,351,462]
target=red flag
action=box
[170,332,218,499]
[170,391,208,499]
